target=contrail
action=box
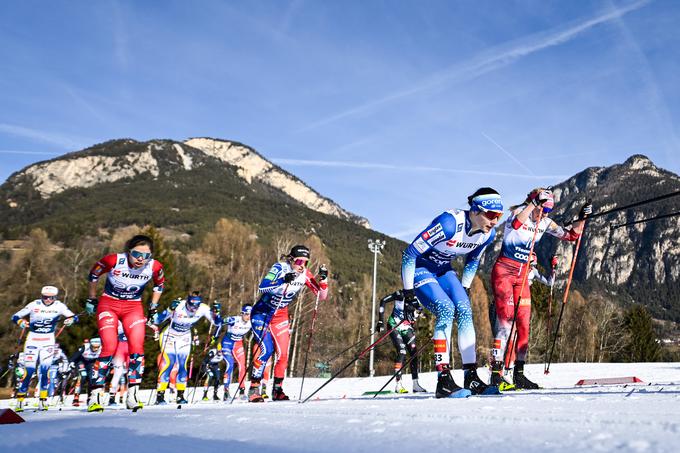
[296,0,649,132]
[482,132,536,176]
[0,150,61,155]
[272,158,567,180]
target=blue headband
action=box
[470,193,503,213]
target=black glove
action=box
[147,304,159,326]
[403,289,417,303]
[376,320,385,333]
[409,299,424,312]
[318,264,328,281]
[283,272,297,283]
[579,201,593,220]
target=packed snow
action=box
[2,362,679,452]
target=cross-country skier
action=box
[47,343,69,398]
[108,321,129,405]
[153,293,220,405]
[200,348,223,401]
[489,188,591,390]
[85,234,165,412]
[248,245,328,402]
[70,338,102,406]
[11,285,78,412]
[377,290,427,393]
[401,188,504,398]
[220,304,252,400]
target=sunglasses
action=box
[481,211,503,220]
[42,295,57,301]
[130,250,152,260]
[293,258,308,267]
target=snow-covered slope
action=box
[3,362,679,452]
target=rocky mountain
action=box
[3,137,369,228]
[0,138,401,293]
[488,155,680,321]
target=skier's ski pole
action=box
[298,290,322,402]
[544,255,558,371]
[55,311,85,339]
[501,209,545,369]
[189,347,212,404]
[545,220,587,374]
[189,323,221,403]
[373,338,429,398]
[587,190,680,220]
[323,330,375,364]
[229,309,276,404]
[612,210,680,229]
[17,327,27,345]
[147,317,173,405]
[300,320,404,404]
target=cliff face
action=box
[484,155,680,320]
[2,138,369,229]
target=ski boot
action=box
[513,361,540,390]
[213,389,220,401]
[176,390,188,405]
[248,384,265,403]
[261,383,269,399]
[88,389,105,413]
[38,398,49,411]
[223,389,231,402]
[126,385,143,411]
[15,397,25,413]
[202,390,209,401]
[155,391,167,405]
[463,364,500,395]
[435,365,471,399]
[412,379,427,393]
[490,361,516,392]
[72,395,80,407]
[394,380,408,394]
[108,394,117,406]
[272,378,290,401]
[239,387,246,400]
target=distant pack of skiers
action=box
[6,185,592,411]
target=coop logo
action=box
[446,239,457,247]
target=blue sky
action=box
[1,0,679,240]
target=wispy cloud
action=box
[296,0,650,132]
[0,123,89,149]
[0,150,61,155]
[482,132,536,176]
[271,158,567,179]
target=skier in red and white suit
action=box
[85,234,165,411]
[248,245,328,402]
[490,188,591,390]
